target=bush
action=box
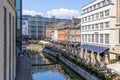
[37,42,44,45]
[109,59,117,64]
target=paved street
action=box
[16,56,32,80]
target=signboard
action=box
[22,20,28,35]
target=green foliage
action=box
[37,42,44,45]
[61,52,107,80]
[109,59,117,64]
[106,76,112,80]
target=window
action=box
[85,26,87,30]
[105,34,109,44]
[92,14,94,20]
[96,13,99,19]
[90,7,92,11]
[105,10,109,16]
[85,35,87,41]
[95,24,99,29]
[82,35,84,41]
[88,25,90,30]
[88,34,90,42]
[98,3,101,8]
[92,34,94,42]
[95,34,99,43]
[102,1,105,6]
[100,12,104,18]
[100,23,104,29]
[92,24,94,30]
[100,34,103,43]
[82,26,84,30]
[88,16,91,21]
[105,22,109,28]
[93,5,96,10]
[82,18,84,23]
[85,17,87,22]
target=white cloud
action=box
[22,10,43,16]
[47,8,80,19]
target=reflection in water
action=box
[31,52,85,80]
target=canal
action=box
[30,52,85,80]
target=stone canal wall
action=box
[43,49,99,80]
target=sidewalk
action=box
[15,56,32,80]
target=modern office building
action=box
[16,0,22,52]
[80,0,116,67]
[24,15,71,39]
[0,0,16,80]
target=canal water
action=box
[31,52,85,80]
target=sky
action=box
[23,0,93,19]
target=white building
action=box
[80,0,117,67]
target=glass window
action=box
[100,34,103,43]
[88,16,91,21]
[102,1,105,6]
[105,22,109,28]
[82,26,84,30]
[92,24,94,30]
[88,34,90,42]
[95,24,99,29]
[96,13,99,19]
[105,34,109,44]
[85,17,87,22]
[85,35,87,41]
[88,25,90,30]
[94,5,96,10]
[90,7,92,11]
[92,14,94,20]
[92,34,94,42]
[95,34,99,43]
[100,12,104,18]
[82,35,84,41]
[85,26,87,30]
[98,3,101,8]
[105,10,109,16]
[100,23,104,28]
[16,0,21,10]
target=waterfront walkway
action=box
[16,56,32,80]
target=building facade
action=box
[16,0,22,52]
[46,22,65,41]
[24,15,71,39]
[80,0,116,67]
[0,0,16,80]
[109,0,120,60]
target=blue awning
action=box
[80,44,109,53]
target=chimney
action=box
[72,17,75,28]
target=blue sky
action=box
[23,0,93,18]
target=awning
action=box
[80,44,109,53]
